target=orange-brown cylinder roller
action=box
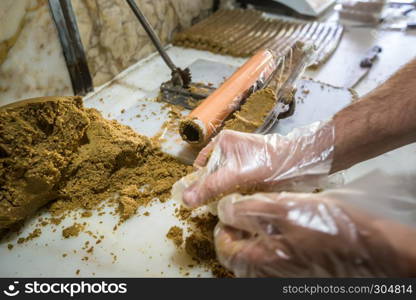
[179,49,278,146]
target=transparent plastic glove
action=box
[176,121,335,208]
[215,172,416,277]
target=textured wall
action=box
[0,0,214,105]
[73,0,214,86]
[0,0,72,106]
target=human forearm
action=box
[331,58,416,173]
[179,59,416,207]
[215,191,416,277]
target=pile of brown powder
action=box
[16,228,42,244]
[62,223,84,239]
[170,207,234,278]
[223,88,277,133]
[0,96,193,232]
[222,42,311,134]
[1,96,233,278]
[0,97,90,233]
[185,213,234,278]
[166,226,183,247]
[49,106,193,222]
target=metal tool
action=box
[345,45,382,89]
[48,0,93,95]
[125,0,214,109]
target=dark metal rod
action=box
[48,0,93,96]
[125,0,177,71]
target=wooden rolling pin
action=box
[179,49,278,146]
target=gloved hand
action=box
[179,121,335,208]
[214,191,416,277]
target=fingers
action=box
[182,168,241,208]
[193,130,248,168]
[215,192,413,277]
[215,224,290,277]
[217,192,298,235]
[214,224,269,277]
[185,130,275,207]
[215,194,295,277]
[194,138,218,168]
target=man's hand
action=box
[214,192,416,277]
[180,58,416,208]
[182,122,335,208]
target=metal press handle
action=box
[125,0,177,72]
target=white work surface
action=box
[1,20,416,277]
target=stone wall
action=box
[0,0,214,105]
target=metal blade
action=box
[160,82,215,109]
[160,59,237,109]
[177,67,192,88]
